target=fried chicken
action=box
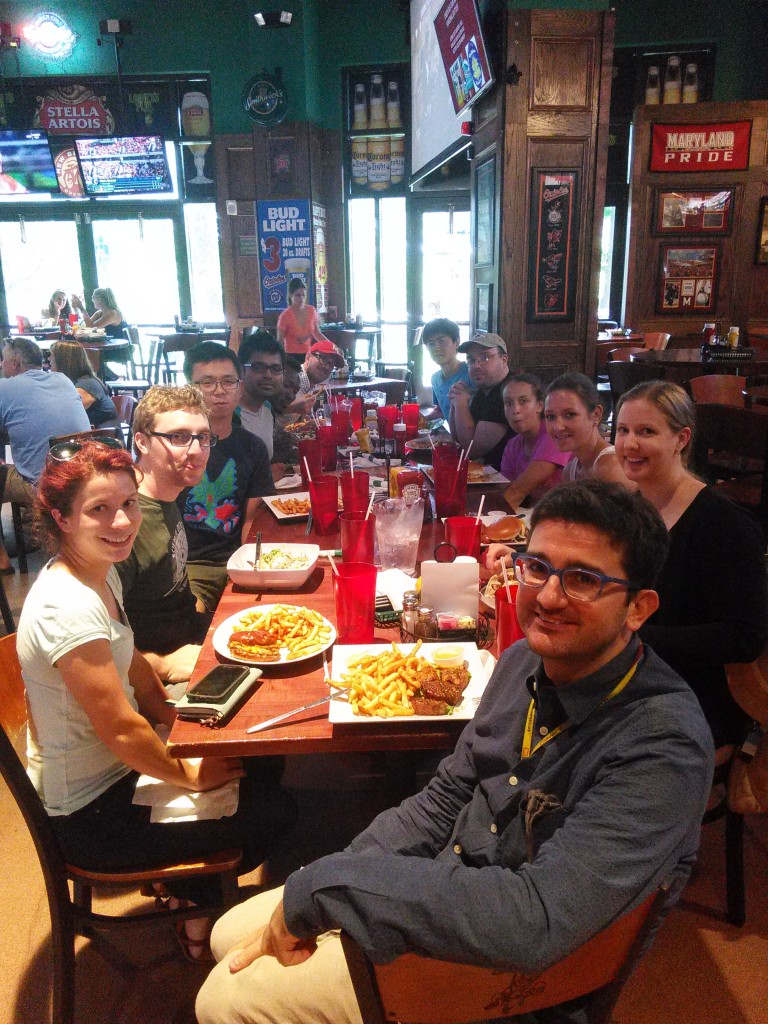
[413,662,471,710]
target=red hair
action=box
[35,441,138,551]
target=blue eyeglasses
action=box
[513,554,640,603]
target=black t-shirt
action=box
[178,426,273,563]
[75,374,119,428]
[469,377,513,470]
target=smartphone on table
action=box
[185,666,251,704]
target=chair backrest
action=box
[79,344,102,375]
[609,346,646,362]
[123,325,140,346]
[686,374,746,408]
[342,886,665,1024]
[111,393,137,422]
[643,332,671,351]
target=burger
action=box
[482,515,527,544]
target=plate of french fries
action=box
[213,604,336,665]
[264,493,313,520]
[329,641,490,723]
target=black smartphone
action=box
[185,666,251,703]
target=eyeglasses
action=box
[48,436,124,462]
[243,362,284,376]
[467,351,502,367]
[513,554,639,603]
[193,377,242,393]
[313,354,335,367]
[148,431,218,449]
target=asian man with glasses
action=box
[237,331,286,459]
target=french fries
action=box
[336,640,426,718]
[273,497,312,516]
[229,604,333,661]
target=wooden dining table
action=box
[167,480,508,761]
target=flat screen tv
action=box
[0,129,59,194]
[75,135,173,196]
[433,0,494,116]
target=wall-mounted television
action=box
[75,135,173,196]
[433,0,494,117]
[0,129,59,194]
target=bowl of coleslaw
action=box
[227,543,320,590]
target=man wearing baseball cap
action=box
[286,340,346,417]
[449,332,512,470]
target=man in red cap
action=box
[287,340,346,415]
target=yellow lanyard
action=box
[520,649,643,760]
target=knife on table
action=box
[246,688,350,734]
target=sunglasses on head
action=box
[48,436,124,463]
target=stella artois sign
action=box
[650,121,752,172]
[33,84,115,135]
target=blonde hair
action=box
[132,384,209,459]
[93,287,120,312]
[616,380,695,463]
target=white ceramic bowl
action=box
[227,543,319,590]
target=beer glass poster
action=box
[256,200,313,312]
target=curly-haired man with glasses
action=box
[237,331,285,459]
[117,384,215,681]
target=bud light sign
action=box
[256,200,313,312]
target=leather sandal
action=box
[172,919,214,963]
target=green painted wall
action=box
[0,0,764,134]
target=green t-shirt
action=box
[116,494,204,654]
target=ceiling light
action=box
[253,10,293,28]
[279,11,292,24]
[254,12,266,26]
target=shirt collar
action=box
[531,635,642,727]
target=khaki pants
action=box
[2,467,35,506]
[195,886,363,1024]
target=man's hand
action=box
[448,381,472,404]
[228,899,318,972]
[187,756,246,792]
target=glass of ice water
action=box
[374,497,425,576]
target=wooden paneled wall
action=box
[624,101,768,345]
[478,8,613,383]
[215,124,345,350]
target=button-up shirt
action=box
[284,637,713,976]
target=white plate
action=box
[212,604,337,666]
[423,467,509,487]
[264,492,312,520]
[329,642,490,723]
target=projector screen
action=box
[410,0,470,185]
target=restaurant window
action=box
[597,206,616,322]
[185,204,225,322]
[347,195,408,364]
[0,218,83,326]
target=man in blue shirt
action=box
[420,317,470,422]
[0,336,90,571]
[196,481,714,1024]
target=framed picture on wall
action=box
[653,188,734,235]
[474,154,495,267]
[475,283,492,332]
[657,244,720,314]
[527,169,580,323]
[756,198,768,265]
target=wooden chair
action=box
[608,346,647,362]
[341,884,667,1024]
[0,633,242,1024]
[702,744,746,926]
[0,463,29,575]
[642,331,671,351]
[691,403,768,540]
[111,393,138,448]
[685,374,746,408]
[153,333,215,384]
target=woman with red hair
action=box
[17,439,294,959]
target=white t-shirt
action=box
[17,563,137,816]
[239,403,274,459]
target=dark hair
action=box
[288,278,306,297]
[530,480,669,590]
[546,372,602,414]
[51,340,97,382]
[285,354,303,373]
[35,441,137,551]
[3,336,43,368]
[183,341,241,382]
[45,290,72,320]
[615,380,695,464]
[239,330,285,367]
[505,372,545,404]
[422,318,461,346]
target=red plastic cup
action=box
[349,396,364,431]
[401,402,420,440]
[432,442,461,469]
[377,405,399,440]
[68,313,79,326]
[333,562,377,643]
[340,511,376,563]
[298,439,324,488]
[339,471,369,514]
[434,454,468,518]
[317,424,337,471]
[495,584,525,654]
[331,404,352,445]
[445,515,481,561]
[308,474,339,536]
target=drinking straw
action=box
[475,494,486,524]
[457,438,475,470]
[322,651,330,680]
[303,456,313,484]
[327,552,340,576]
[365,492,375,520]
[428,433,435,449]
[350,452,354,477]
[501,559,512,602]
